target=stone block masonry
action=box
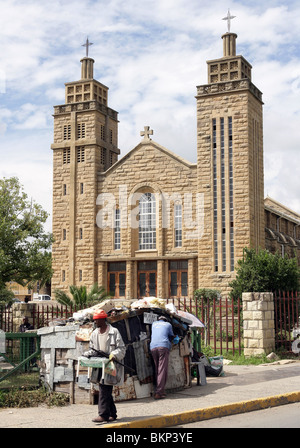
[242,292,275,356]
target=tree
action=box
[0,177,53,294]
[54,283,111,308]
[229,247,300,300]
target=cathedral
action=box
[51,30,300,299]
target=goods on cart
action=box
[131,297,166,310]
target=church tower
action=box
[51,40,120,292]
[196,29,265,291]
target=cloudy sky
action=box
[0,0,300,232]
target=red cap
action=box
[93,310,108,320]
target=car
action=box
[38,295,51,301]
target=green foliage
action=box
[0,177,53,296]
[0,287,14,305]
[194,288,221,303]
[229,247,300,300]
[55,282,111,308]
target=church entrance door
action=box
[137,261,157,298]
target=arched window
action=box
[139,193,156,250]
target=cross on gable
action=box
[82,37,93,57]
[140,126,153,141]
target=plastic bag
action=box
[208,355,224,376]
[104,360,117,377]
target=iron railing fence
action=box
[166,297,242,355]
[3,291,299,357]
[274,291,300,354]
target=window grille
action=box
[77,122,86,139]
[212,119,218,271]
[63,148,70,164]
[174,203,182,247]
[100,125,106,141]
[77,147,85,163]
[114,209,121,250]
[63,124,71,140]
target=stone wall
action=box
[242,292,275,356]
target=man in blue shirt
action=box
[150,316,175,399]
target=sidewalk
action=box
[1,360,299,428]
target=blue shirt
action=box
[150,320,174,351]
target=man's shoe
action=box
[154,393,165,399]
[92,416,108,423]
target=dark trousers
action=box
[98,384,117,420]
[151,347,170,396]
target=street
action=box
[175,403,300,428]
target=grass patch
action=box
[201,345,274,365]
[0,387,69,408]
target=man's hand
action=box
[109,353,115,361]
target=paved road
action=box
[175,402,300,428]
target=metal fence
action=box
[274,291,300,353]
[167,297,243,355]
[0,332,40,389]
[31,304,82,328]
[0,306,13,332]
[3,292,299,358]
[1,299,243,356]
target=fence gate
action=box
[0,333,40,389]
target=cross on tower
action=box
[140,126,153,141]
[82,37,93,57]
[222,9,236,33]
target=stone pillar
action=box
[157,260,164,298]
[12,303,35,332]
[97,261,107,290]
[126,261,133,300]
[242,292,275,357]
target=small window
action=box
[63,148,70,164]
[77,123,86,139]
[62,270,65,282]
[63,229,67,240]
[63,184,67,196]
[100,125,106,141]
[79,228,83,240]
[63,125,71,140]
[100,147,106,166]
[79,270,83,282]
[80,183,84,194]
[77,147,85,163]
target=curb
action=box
[103,391,300,428]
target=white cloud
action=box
[0,0,300,227]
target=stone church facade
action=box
[51,32,300,299]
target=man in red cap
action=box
[87,309,126,423]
